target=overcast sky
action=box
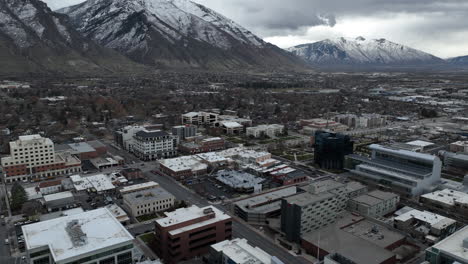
[44,0,468,58]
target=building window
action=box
[99,257,115,264]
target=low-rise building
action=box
[246,124,284,138]
[22,208,134,264]
[43,191,75,211]
[159,155,208,180]
[123,187,175,217]
[120,168,144,180]
[234,186,298,223]
[39,180,63,195]
[154,206,232,264]
[425,225,468,264]
[449,140,468,153]
[179,137,225,154]
[70,174,116,193]
[301,214,405,264]
[394,209,457,243]
[219,121,243,135]
[209,238,285,264]
[182,111,219,126]
[105,204,130,225]
[119,181,160,195]
[420,189,468,215]
[348,190,400,218]
[215,170,264,193]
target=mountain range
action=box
[57,0,303,70]
[0,0,467,75]
[287,37,446,67]
[0,0,140,75]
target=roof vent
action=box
[463,237,468,249]
[66,220,88,247]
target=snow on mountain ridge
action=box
[60,0,264,51]
[287,37,443,65]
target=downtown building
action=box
[313,131,354,170]
[132,130,177,161]
[1,135,82,183]
[208,238,285,264]
[154,205,232,264]
[172,125,197,140]
[22,208,134,264]
[281,179,351,242]
[346,144,442,197]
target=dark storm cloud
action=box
[195,0,468,36]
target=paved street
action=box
[144,169,310,264]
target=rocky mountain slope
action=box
[58,0,305,70]
[287,37,444,67]
[0,0,139,75]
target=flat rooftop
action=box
[159,155,207,172]
[120,181,159,193]
[43,191,74,202]
[430,225,468,261]
[234,186,298,213]
[421,189,468,206]
[283,191,334,207]
[123,187,174,204]
[302,217,403,264]
[156,206,231,235]
[22,208,133,262]
[211,238,275,264]
[395,209,456,227]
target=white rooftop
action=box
[211,238,278,264]
[159,156,207,172]
[43,191,73,202]
[22,208,134,262]
[406,140,435,147]
[421,189,468,206]
[156,206,231,235]
[120,181,160,194]
[221,121,243,128]
[18,134,43,141]
[394,209,455,227]
[431,225,468,261]
[70,174,116,192]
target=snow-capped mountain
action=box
[287,37,444,66]
[447,55,468,65]
[58,0,304,69]
[0,0,137,74]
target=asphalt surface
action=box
[144,169,310,264]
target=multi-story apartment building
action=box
[154,205,232,264]
[246,124,284,138]
[114,125,147,151]
[22,208,134,264]
[281,180,349,242]
[172,125,197,140]
[346,144,442,197]
[1,135,82,183]
[182,112,219,126]
[123,187,175,217]
[334,114,387,129]
[132,130,177,161]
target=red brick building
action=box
[154,206,232,264]
[179,137,225,154]
[120,168,143,180]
